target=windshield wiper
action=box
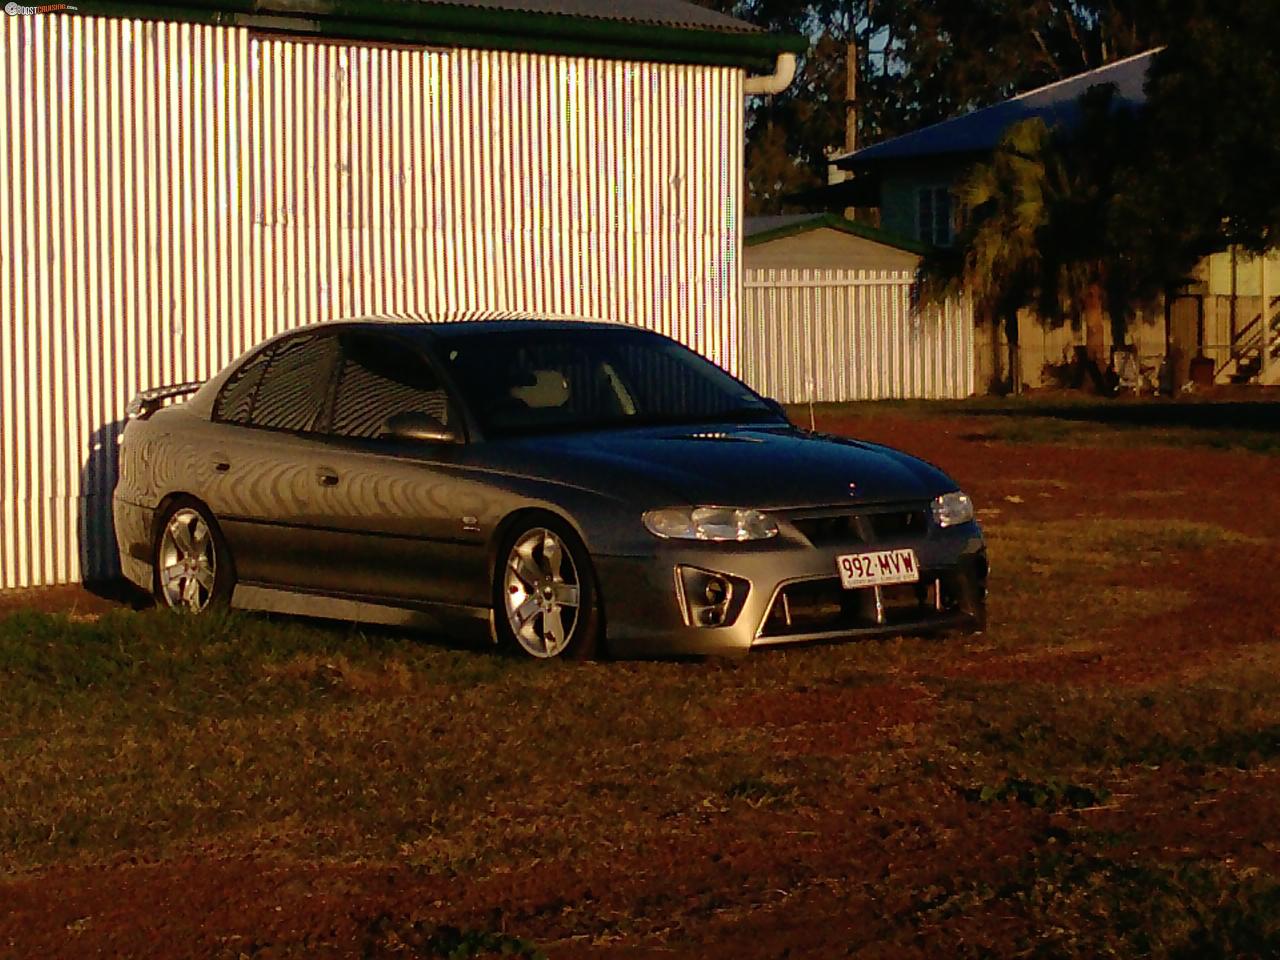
[604,409,780,428]
[485,409,782,436]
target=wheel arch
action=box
[151,491,214,545]
[150,492,237,590]
[486,506,607,640]
[486,506,589,583]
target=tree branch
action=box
[1030,28,1062,78]
[1058,2,1091,69]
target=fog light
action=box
[676,566,747,629]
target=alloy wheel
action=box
[503,527,581,658]
[158,508,217,612]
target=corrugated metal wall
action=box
[0,14,744,588]
[740,269,974,404]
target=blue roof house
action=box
[818,50,1278,388]
[831,50,1153,248]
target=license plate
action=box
[837,548,920,589]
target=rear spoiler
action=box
[125,381,204,421]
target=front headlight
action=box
[931,490,975,527]
[643,506,779,542]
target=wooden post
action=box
[1262,253,1273,382]
[1230,245,1238,344]
[825,43,858,199]
[845,42,858,154]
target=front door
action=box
[312,330,492,607]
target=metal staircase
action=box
[1219,295,1280,384]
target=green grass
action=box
[2,463,1278,955]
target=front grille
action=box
[791,514,863,546]
[790,504,928,547]
[868,508,928,540]
[758,574,963,640]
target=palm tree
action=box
[919,88,1139,392]
[917,118,1059,394]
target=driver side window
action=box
[329,332,451,439]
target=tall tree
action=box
[917,88,1146,390]
[696,1,895,210]
[916,119,1059,393]
[1038,84,1149,357]
[1128,0,1280,259]
[694,0,1173,212]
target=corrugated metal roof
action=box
[72,0,800,68]
[744,214,822,235]
[837,49,1157,167]
[414,0,764,34]
[744,213,927,254]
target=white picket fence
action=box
[740,269,975,404]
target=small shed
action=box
[740,215,973,405]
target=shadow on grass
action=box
[69,578,496,657]
[968,400,1280,433]
[82,577,152,610]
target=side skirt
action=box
[232,583,497,643]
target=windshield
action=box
[436,327,781,436]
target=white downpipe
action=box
[744,53,798,96]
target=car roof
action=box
[283,313,641,341]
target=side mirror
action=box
[381,411,462,444]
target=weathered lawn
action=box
[802,392,1280,455]
[2,403,1278,959]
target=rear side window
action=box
[213,347,273,424]
[330,333,451,439]
[250,334,339,432]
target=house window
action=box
[916,186,954,247]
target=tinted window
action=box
[439,328,778,435]
[250,333,339,432]
[213,346,272,424]
[330,333,451,439]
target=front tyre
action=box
[956,555,988,635]
[153,499,235,613]
[495,517,602,659]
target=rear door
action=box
[205,330,348,591]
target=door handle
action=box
[316,467,339,487]
[212,457,231,473]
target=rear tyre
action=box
[494,516,602,660]
[153,498,235,613]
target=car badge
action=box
[848,482,858,497]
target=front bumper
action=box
[595,523,986,658]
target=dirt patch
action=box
[944,540,1280,688]
[718,682,935,756]
[0,791,1049,960]
[1080,767,1280,873]
[824,411,1280,541]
